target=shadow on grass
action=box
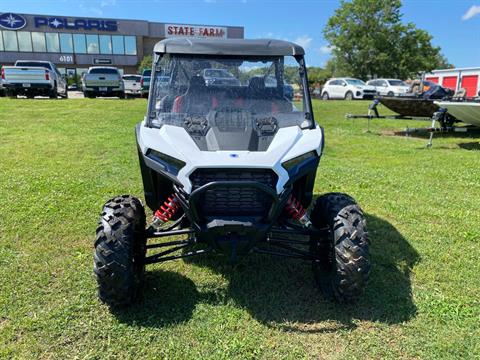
[458,141,480,151]
[112,270,200,327]
[114,214,420,332]
[392,129,480,141]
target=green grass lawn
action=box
[0,98,479,359]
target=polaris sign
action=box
[0,13,27,30]
[34,16,118,31]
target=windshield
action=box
[16,61,52,70]
[89,68,119,74]
[148,54,309,151]
[345,79,365,86]
[123,75,141,81]
[388,79,407,86]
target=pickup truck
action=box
[82,67,124,98]
[122,74,142,97]
[202,68,241,87]
[140,69,151,98]
[1,60,68,99]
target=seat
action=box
[247,77,273,113]
[172,76,215,114]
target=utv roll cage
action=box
[146,38,314,129]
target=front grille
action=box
[190,169,277,218]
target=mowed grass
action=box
[0,97,479,359]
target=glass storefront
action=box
[3,31,18,52]
[32,32,46,52]
[0,31,137,55]
[17,31,32,52]
[59,33,73,53]
[99,35,112,54]
[45,33,60,53]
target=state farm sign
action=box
[165,24,227,39]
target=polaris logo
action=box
[34,17,118,31]
[0,13,27,30]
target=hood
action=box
[359,85,376,91]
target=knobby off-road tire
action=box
[310,193,370,303]
[94,195,147,307]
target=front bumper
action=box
[174,180,290,253]
[355,90,376,99]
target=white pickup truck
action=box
[1,60,68,99]
[82,67,125,98]
[122,74,142,97]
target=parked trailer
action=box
[425,67,480,97]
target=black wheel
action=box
[26,93,35,99]
[7,90,16,99]
[94,195,147,307]
[344,91,353,100]
[322,92,329,100]
[387,91,394,97]
[49,88,58,99]
[310,193,370,303]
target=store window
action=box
[17,31,32,52]
[46,33,60,53]
[124,36,136,55]
[112,35,124,54]
[99,35,112,54]
[3,31,18,51]
[86,34,99,54]
[60,33,73,53]
[31,32,46,52]
[73,34,86,54]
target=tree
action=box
[306,66,331,86]
[323,0,451,79]
[137,55,152,74]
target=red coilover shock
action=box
[285,194,312,227]
[153,194,181,224]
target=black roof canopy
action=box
[153,38,305,56]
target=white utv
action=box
[94,38,371,307]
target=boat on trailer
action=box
[434,100,480,127]
[377,96,440,118]
[376,81,454,118]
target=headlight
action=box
[146,149,186,175]
[282,151,317,172]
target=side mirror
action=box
[343,83,347,87]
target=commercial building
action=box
[0,12,244,77]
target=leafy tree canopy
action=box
[138,55,152,74]
[323,0,452,79]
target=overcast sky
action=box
[2,0,480,68]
